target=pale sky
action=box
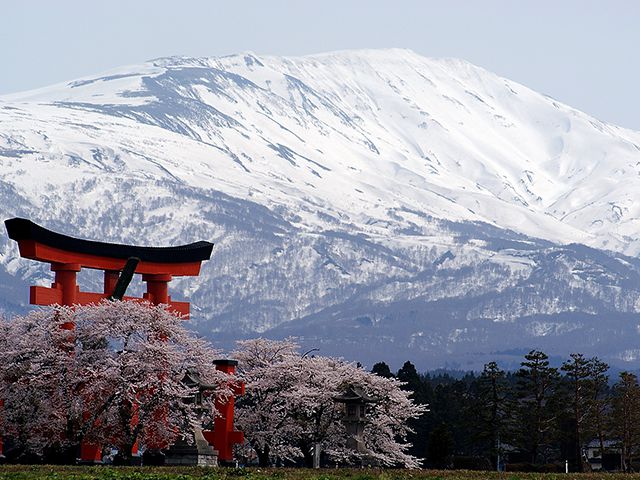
[2,0,639,130]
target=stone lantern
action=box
[163,370,218,466]
[333,385,377,453]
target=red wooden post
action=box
[79,442,102,463]
[143,273,172,305]
[203,359,245,463]
[51,263,81,330]
[52,263,81,305]
[104,270,119,295]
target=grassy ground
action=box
[0,467,632,480]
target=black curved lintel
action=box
[5,218,214,264]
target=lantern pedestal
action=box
[165,428,218,466]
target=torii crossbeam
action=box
[4,218,214,316]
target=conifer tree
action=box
[514,350,560,464]
[561,353,592,471]
[587,358,609,464]
[475,361,511,469]
[371,362,394,378]
[427,422,454,468]
[611,372,640,472]
[397,361,421,393]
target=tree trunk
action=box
[597,419,605,467]
[256,445,270,467]
[301,442,314,468]
[574,397,582,472]
[117,439,137,465]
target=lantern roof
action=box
[182,369,217,390]
[333,385,377,403]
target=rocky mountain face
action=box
[1,49,640,370]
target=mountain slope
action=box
[1,49,640,369]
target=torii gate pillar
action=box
[203,360,245,463]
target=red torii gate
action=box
[2,218,244,463]
[5,217,213,315]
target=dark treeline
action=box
[372,350,640,472]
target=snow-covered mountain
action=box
[2,49,640,370]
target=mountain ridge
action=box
[1,49,640,369]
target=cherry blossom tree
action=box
[0,301,231,463]
[229,338,300,466]
[233,338,426,468]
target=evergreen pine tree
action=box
[514,350,560,464]
[474,361,511,469]
[427,422,454,469]
[397,361,421,392]
[561,353,592,471]
[371,361,394,378]
[587,358,609,465]
[611,372,640,472]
